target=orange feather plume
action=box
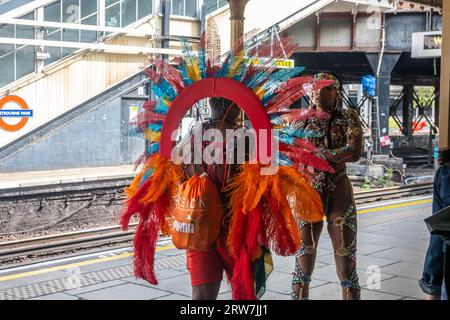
[124,157,153,199]
[226,163,324,255]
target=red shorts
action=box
[186,239,234,286]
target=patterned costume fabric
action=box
[291,73,363,300]
[297,107,362,193]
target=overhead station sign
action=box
[412,31,442,59]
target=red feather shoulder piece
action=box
[120,155,184,284]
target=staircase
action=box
[0,70,149,164]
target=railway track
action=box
[0,183,433,266]
[353,182,433,204]
[0,224,137,264]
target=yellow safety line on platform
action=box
[0,245,175,282]
[0,197,432,282]
[357,198,431,215]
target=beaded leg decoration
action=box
[291,221,318,300]
[330,205,361,300]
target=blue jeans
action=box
[419,166,448,299]
[419,235,447,299]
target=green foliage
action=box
[385,168,394,187]
[414,87,435,109]
[376,176,385,188]
[362,175,371,190]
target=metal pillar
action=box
[403,84,414,140]
[227,0,249,50]
[439,1,450,151]
[228,0,249,126]
[161,0,171,61]
[366,53,401,155]
[435,86,440,128]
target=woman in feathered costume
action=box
[291,73,363,300]
[120,34,335,300]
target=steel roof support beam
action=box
[0,37,182,55]
[438,0,450,151]
[367,52,401,154]
[0,17,157,38]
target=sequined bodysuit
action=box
[292,107,363,300]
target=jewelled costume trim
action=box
[291,222,316,300]
[330,205,360,291]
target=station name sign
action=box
[412,31,442,59]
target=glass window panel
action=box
[81,0,97,18]
[63,0,80,23]
[0,0,35,15]
[19,11,35,20]
[45,46,62,65]
[16,45,35,79]
[106,0,120,7]
[0,24,14,37]
[16,12,35,40]
[218,0,227,7]
[0,47,15,87]
[121,0,137,27]
[44,28,62,66]
[44,1,61,22]
[81,13,97,25]
[138,0,152,19]
[62,28,79,43]
[105,3,120,27]
[80,14,98,43]
[61,6,79,57]
[185,0,196,17]
[172,0,184,15]
[62,47,77,57]
[44,27,61,41]
[204,0,217,15]
[80,30,97,42]
[0,44,14,56]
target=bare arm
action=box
[323,109,363,164]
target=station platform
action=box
[0,165,136,190]
[0,196,433,300]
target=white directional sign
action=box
[412,31,442,59]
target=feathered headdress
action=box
[121,33,335,300]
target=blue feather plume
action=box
[276,152,293,166]
[262,67,305,91]
[178,62,194,86]
[138,166,154,188]
[155,101,169,115]
[198,48,207,79]
[149,123,162,132]
[152,79,177,101]
[260,67,305,103]
[148,142,160,155]
[214,54,232,78]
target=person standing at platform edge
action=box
[418,150,450,300]
[291,73,363,300]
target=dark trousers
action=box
[419,165,449,299]
[419,234,447,299]
[445,244,450,298]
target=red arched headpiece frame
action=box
[159,77,273,162]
